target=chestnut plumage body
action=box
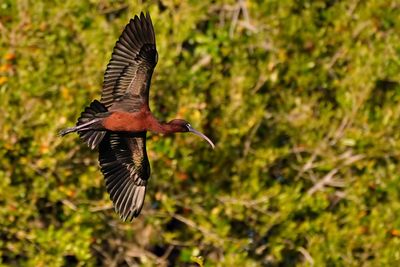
[103,110,149,132]
[60,12,214,221]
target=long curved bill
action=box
[187,126,215,149]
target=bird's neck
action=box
[146,115,174,134]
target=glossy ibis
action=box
[60,12,214,221]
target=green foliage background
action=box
[1,0,400,266]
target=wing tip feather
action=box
[117,185,146,222]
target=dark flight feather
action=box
[99,133,150,221]
[101,12,158,112]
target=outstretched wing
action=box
[101,12,158,111]
[99,133,150,221]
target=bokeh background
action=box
[1,0,400,266]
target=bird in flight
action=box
[60,12,214,221]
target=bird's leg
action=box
[59,118,103,136]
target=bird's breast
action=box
[103,111,147,132]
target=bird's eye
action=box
[186,123,191,128]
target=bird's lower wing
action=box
[99,132,150,221]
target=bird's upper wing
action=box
[101,12,158,111]
[99,133,150,221]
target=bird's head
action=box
[168,119,215,149]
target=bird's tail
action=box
[59,100,108,150]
